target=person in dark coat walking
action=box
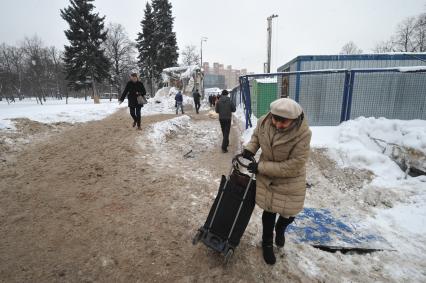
[193,89,201,114]
[215,89,236,153]
[119,73,147,130]
[175,90,184,114]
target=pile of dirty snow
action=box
[147,115,191,143]
[311,117,426,185]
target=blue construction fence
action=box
[238,67,426,128]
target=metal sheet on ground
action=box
[287,208,393,251]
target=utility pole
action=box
[200,37,207,97]
[266,14,278,73]
[200,37,208,68]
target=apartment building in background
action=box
[202,62,252,89]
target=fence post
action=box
[340,71,350,123]
[239,76,253,129]
[345,70,356,121]
[295,60,301,102]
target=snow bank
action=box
[233,105,257,146]
[147,115,191,144]
[371,192,426,235]
[144,87,208,115]
[0,98,125,130]
[311,117,426,186]
[311,117,426,246]
[204,87,222,95]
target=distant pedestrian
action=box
[175,90,184,114]
[215,89,236,153]
[193,89,201,114]
[208,95,213,107]
[119,73,146,130]
[216,94,221,105]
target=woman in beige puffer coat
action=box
[243,98,311,265]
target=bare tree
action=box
[393,17,417,52]
[47,46,65,100]
[104,23,137,99]
[373,40,395,53]
[21,36,47,104]
[414,12,426,52]
[340,41,363,55]
[180,45,200,66]
[0,43,13,102]
[0,43,23,102]
[8,46,25,99]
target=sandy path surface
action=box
[1,109,292,282]
[1,107,424,282]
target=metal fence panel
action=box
[239,68,426,128]
[350,72,426,120]
[297,72,346,126]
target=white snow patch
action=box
[233,105,257,146]
[0,98,125,130]
[147,115,191,143]
[311,117,426,186]
[142,87,208,116]
[255,77,277,83]
[397,66,426,72]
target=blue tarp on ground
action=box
[287,208,393,250]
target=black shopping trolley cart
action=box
[192,154,256,264]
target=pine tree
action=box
[136,2,156,93]
[151,0,179,81]
[60,0,110,103]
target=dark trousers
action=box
[262,210,295,244]
[194,100,201,113]
[129,105,142,127]
[219,119,231,151]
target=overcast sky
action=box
[0,0,425,73]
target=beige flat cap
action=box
[270,98,303,119]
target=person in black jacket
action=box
[193,89,201,114]
[119,73,146,130]
[215,89,236,153]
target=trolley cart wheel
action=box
[224,248,234,264]
[192,230,202,245]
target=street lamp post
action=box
[266,14,278,73]
[200,37,208,68]
[200,37,207,97]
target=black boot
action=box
[262,242,276,265]
[275,216,295,248]
[262,211,277,265]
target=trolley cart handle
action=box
[232,154,256,169]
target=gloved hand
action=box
[247,162,258,174]
[242,149,254,160]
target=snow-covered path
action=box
[1,97,425,282]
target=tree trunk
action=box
[92,81,100,104]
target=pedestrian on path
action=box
[242,98,311,265]
[193,89,201,114]
[119,73,146,130]
[175,90,184,114]
[215,89,236,153]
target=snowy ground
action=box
[237,112,426,281]
[0,98,126,130]
[1,96,426,281]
